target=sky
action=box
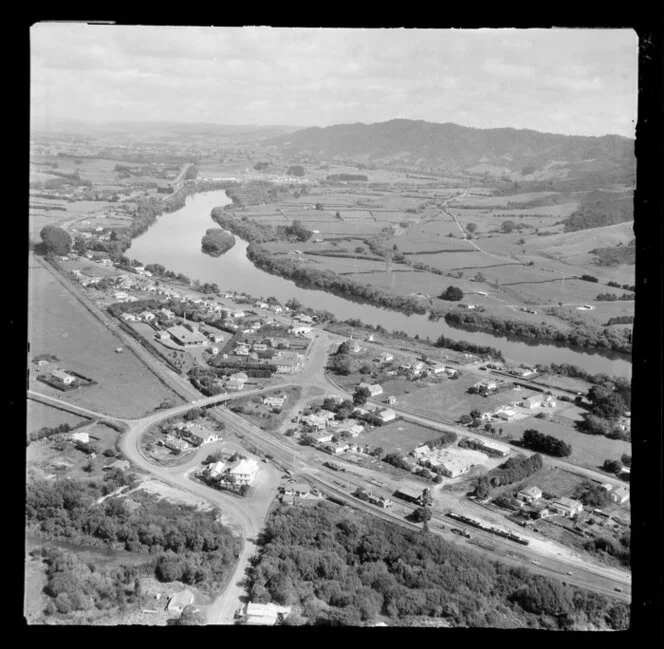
[31,25,638,137]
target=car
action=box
[614,587,623,593]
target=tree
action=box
[315,203,324,211]
[470,408,482,420]
[40,226,72,255]
[355,246,365,254]
[285,298,301,311]
[620,454,631,467]
[439,285,464,301]
[184,407,203,421]
[501,220,516,233]
[466,223,477,234]
[411,506,432,523]
[474,271,486,283]
[473,476,491,499]
[170,604,205,625]
[353,386,371,406]
[458,414,473,425]
[602,459,623,474]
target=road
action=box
[31,260,631,619]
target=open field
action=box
[28,257,183,418]
[360,420,447,455]
[26,400,90,434]
[504,413,631,471]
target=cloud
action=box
[482,58,535,79]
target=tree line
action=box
[520,429,572,457]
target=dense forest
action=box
[246,502,628,629]
[26,477,240,593]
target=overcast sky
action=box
[31,25,638,137]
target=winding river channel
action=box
[127,190,631,378]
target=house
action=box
[121,312,137,322]
[242,602,291,626]
[430,364,447,374]
[207,460,227,479]
[550,497,584,517]
[284,483,310,498]
[326,441,350,455]
[437,455,475,478]
[228,458,259,485]
[474,380,498,392]
[358,382,383,397]
[377,408,397,424]
[167,589,195,613]
[263,395,287,409]
[166,325,209,347]
[179,424,220,447]
[51,369,76,385]
[378,352,394,363]
[312,431,334,444]
[274,352,303,373]
[69,431,90,444]
[329,421,364,438]
[234,343,250,356]
[163,435,189,453]
[495,408,518,421]
[413,445,430,459]
[516,486,543,504]
[294,313,314,324]
[156,331,171,342]
[301,411,335,430]
[610,486,630,504]
[476,439,510,457]
[520,395,543,409]
[210,346,220,355]
[411,361,425,374]
[252,343,268,352]
[114,291,129,300]
[160,308,175,319]
[291,325,313,337]
[225,377,245,391]
[600,483,613,492]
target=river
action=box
[127,190,631,378]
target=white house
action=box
[378,352,394,363]
[228,458,259,485]
[610,486,630,504]
[69,431,90,444]
[358,382,383,397]
[377,408,396,424]
[516,486,543,504]
[139,311,156,323]
[550,497,584,517]
[51,369,75,385]
[263,395,286,409]
[207,460,227,479]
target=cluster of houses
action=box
[513,481,630,522]
[279,481,320,506]
[411,445,483,479]
[296,393,397,456]
[203,456,260,487]
[162,421,221,453]
[477,392,558,422]
[373,352,459,381]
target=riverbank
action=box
[125,190,631,376]
[210,204,631,356]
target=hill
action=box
[267,119,634,183]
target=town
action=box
[26,25,639,630]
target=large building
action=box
[550,497,584,517]
[228,458,260,485]
[166,324,209,347]
[358,382,384,397]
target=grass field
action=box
[26,400,90,434]
[504,413,631,471]
[360,420,445,455]
[28,257,183,418]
